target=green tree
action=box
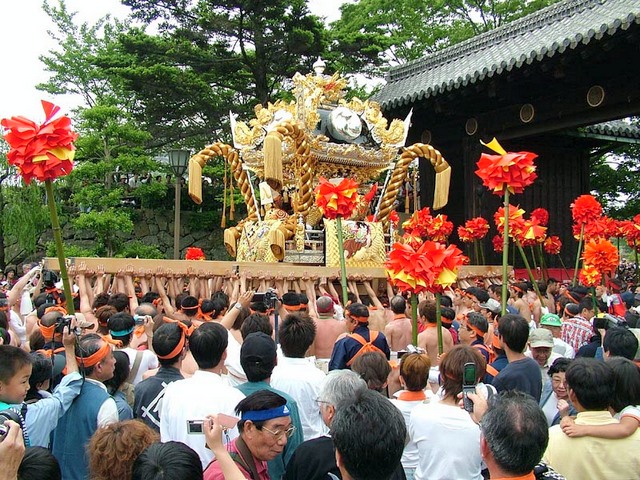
[73,208,134,256]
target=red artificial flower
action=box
[543,236,562,255]
[475,139,537,195]
[582,238,619,275]
[582,216,616,241]
[518,218,547,245]
[389,210,400,226]
[385,241,465,294]
[402,207,432,238]
[426,214,454,242]
[579,264,602,287]
[492,234,504,253]
[1,100,78,184]
[315,177,359,219]
[530,208,549,226]
[457,217,490,243]
[494,204,526,239]
[185,247,206,260]
[402,232,423,250]
[571,195,602,225]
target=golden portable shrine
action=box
[188,59,452,268]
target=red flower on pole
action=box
[426,214,454,242]
[475,138,537,195]
[518,218,547,245]
[185,247,206,260]
[389,210,400,226]
[492,234,504,253]
[543,236,562,255]
[315,177,359,219]
[571,195,602,225]
[403,207,432,238]
[579,264,602,287]
[457,217,490,243]
[494,204,526,239]
[385,241,465,294]
[582,238,619,275]
[1,100,78,184]
[580,216,617,241]
[530,208,549,227]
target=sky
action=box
[0,0,349,122]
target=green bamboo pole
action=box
[411,293,418,347]
[515,240,545,304]
[45,180,75,315]
[572,224,585,287]
[335,217,349,305]
[436,292,443,354]
[501,191,510,316]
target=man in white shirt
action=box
[107,312,158,385]
[52,333,119,480]
[160,322,245,468]
[271,313,328,441]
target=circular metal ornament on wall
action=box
[519,104,535,123]
[587,85,605,107]
[465,118,478,136]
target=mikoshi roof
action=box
[375,0,640,109]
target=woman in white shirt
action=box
[409,345,485,480]
[390,352,432,480]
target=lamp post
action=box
[168,149,190,260]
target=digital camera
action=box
[251,289,279,309]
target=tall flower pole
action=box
[570,195,603,286]
[476,138,537,315]
[315,177,360,305]
[2,101,78,314]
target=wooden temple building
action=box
[375,0,640,268]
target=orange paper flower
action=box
[579,216,617,242]
[402,207,432,238]
[385,241,465,294]
[579,264,602,287]
[582,238,619,275]
[185,247,206,260]
[494,205,526,239]
[389,210,400,226]
[571,195,602,225]
[315,177,359,219]
[457,217,490,243]
[543,236,562,255]
[492,234,504,253]
[530,208,549,226]
[1,101,78,184]
[475,138,537,195]
[426,214,454,242]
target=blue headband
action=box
[241,405,290,422]
[110,327,134,337]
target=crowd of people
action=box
[1,263,640,480]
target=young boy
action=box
[0,345,32,445]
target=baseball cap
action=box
[529,328,554,348]
[540,313,562,328]
[479,298,501,314]
[316,295,335,314]
[240,332,277,372]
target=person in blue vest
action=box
[329,302,390,371]
[52,333,118,480]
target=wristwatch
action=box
[234,303,243,310]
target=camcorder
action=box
[593,313,628,331]
[54,315,81,335]
[397,344,425,360]
[251,289,279,309]
[0,408,22,442]
[42,270,58,289]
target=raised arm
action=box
[363,281,384,310]
[7,266,40,308]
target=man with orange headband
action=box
[52,333,118,480]
[460,312,492,363]
[329,302,390,372]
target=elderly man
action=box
[204,390,294,480]
[539,313,575,359]
[526,328,563,383]
[543,358,640,478]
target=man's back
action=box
[544,411,640,479]
[385,317,412,352]
[561,316,592,351]
[492,357,542,401]
[134,366,184,431]
[314,317,347,359]
[417,325,453,367]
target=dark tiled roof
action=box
[585,120,640,138]
[375,0,640,109]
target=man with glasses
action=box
[204,390,295,480]
[236,332,304,479]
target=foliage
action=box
[45,242,97,258]
[72,208,134,256]
[2,184,50,256]
[115,240,164,259]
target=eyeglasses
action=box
[261,425,296,439]
[315,398,331,407]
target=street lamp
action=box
[167,149,191,260]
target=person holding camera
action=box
[0,420,25,480]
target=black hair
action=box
[140,292,160,305]
[132,442,203,480]
[26,353,53,402]
[240,333,276,383]
[497,314,530,353]
[235,390,287,433]
[201,298,224,319]
[108,293,130,312]
[0,311,7,330]
[189,322,228,370]
[331,388,406,480]
[180,296,199,317]
[565,357,615,410]
[282,292,300,307]
[465,287,490,304]
[481,391,549,475]
[0,327,10,345]
[104,351,131,396]
[231,306,250,331]
[418,300,437,324]
[174,292,189,311]
[609,356,640,413]
[440,295,453,308]
[346,302,369,323]
[92,292,110,310]
[466,311,489,334]
[18,446,61,480]
[241,313,273,340]
[547,357,572,377]
[389,295,407,315]
[603,327,639,361]
[152,323,186,367]
[0,345,32,383]
[299,292,309,306]
[107,312,136,347]
[279,313,316,358]
[211,290,230,309]
[75,333,107,377]
[578,296,595,315]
